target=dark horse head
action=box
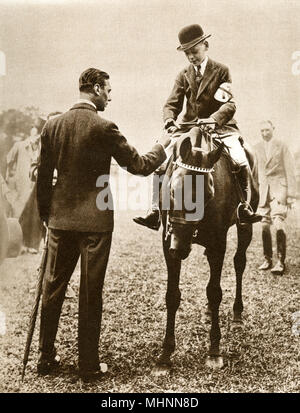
[166,127,224,260]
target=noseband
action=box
[174,159,214,173]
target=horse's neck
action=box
[164,155,175,178]
[213,154,238,204]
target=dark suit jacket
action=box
[254,138,297,207]
[37,103,166,232]
[163,58,237,129]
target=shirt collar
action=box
[194,55,209,76]
[75,99,97,110]
[263,137,272,145]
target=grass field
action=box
[0,208,299,393]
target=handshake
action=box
[156,119,180,149]
[157,117,217,148]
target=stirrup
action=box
[237,202,263,225]
[237,201,254,215]
[236,201,252,225]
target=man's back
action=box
[48,104,114,192]
[38,102,117,232]
[37,102,166,232]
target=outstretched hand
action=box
[156,130,172,149]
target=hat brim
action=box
[177,34,211,51]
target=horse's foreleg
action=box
[205,244,225,369]
[152,235,181,376]
[162,263,181,358]
[232,224,252,327]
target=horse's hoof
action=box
[151,363,171,377]
[205,356,224,370]
[231,319,244,331]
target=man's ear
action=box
[94,83,101,96]
[179,137,192,161]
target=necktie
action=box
[195,65,202,86]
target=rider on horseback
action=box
[134,24,262,230]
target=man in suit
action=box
[6,127,40,218]
[255,120,296,275]
[134,24,261,230]
[36,68,170,381]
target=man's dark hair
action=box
[79,68,109,93]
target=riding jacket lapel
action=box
[258,141,268,163]
[196,58,217,100]
[184,64,198,95]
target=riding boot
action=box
[236,165,263,224]
[133,172,161,231]
[258,226,273,270]
[271,229,286,275]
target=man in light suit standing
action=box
[255,120,296,275]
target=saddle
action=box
[200,128,259,209]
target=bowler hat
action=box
[177,24,211,51]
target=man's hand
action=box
[164,118,179,134]
[197,117,216,130]
[156,130,172,149]
[41,216,49,227]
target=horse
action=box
[153,125,259,374]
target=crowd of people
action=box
[1,121,46,254]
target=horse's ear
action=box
[179,137,192,161]
[208,142,224,165]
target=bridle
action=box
[173,146,214,173]
[174,158,214,173]
[165,126,227,240]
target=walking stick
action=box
[21,228,49,382]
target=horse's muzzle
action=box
[168,223,194,260]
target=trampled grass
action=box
[0,209,299,393]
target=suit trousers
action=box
[39,228,112,371]
[258,191,287,230]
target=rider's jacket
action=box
[163,57,237,131]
